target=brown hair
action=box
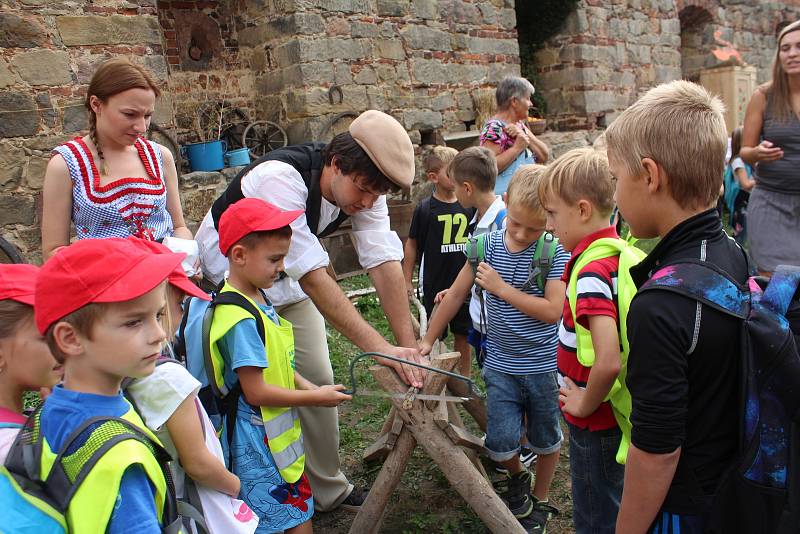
[449,146,498,192]
[322,133,402,194]
[424,146,458,174]
[767,21,800,122]
[85,58,161,167]
[539,148,615,217]
[0,300,34,340]
[507,164,547,218]
[232,226,293,256]
[605,80,727,209]
[45,303,106,364]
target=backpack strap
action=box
[172,296,193,365]
[200,290,267,399]
[524,231,558,292]
[760,265,800,317]
[639,259,750,319]
[493,207,507,230]
[464,233,487,279]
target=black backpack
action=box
[640,262,800,533]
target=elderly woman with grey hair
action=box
[480,76,550,194]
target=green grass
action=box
[317,277,576,533]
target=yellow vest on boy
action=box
[207,283,305,483]
[567,237,646,464]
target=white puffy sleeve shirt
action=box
[195,160,402,306]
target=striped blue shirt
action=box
[482,229,569,375]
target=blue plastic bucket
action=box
[224,147,251,167]
[182,140,227,172]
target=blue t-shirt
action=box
[482,229,569,375]
[40,386,160,534]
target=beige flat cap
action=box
[349,110,415,188]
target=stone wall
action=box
[533,0,800,133]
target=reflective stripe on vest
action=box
[37,406,170,533]
[567,237,646,465]
[209,283,305,483]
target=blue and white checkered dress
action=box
[53,137,174,241]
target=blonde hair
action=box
[539,148,615,217]
[766,20,800,122]
[605,80,727,209]
[507,164,547,218]
[424,146,458,174]
[449,146,497,192]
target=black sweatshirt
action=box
[627,209,749,515]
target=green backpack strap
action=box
[521,232,559,292]
[464,233,487,280]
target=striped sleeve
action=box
[574,257,619,328]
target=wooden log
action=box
[373,367,526,534]
[447,376,488,432]
[444,423,485,451]
[362,432,391,462]
[423,352,460,410]
[348,428,417,534]
[447,400,464,429]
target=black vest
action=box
[210,143,349,238]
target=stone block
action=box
[412,0,438,20]
[298,38,369,62]
[354,66,377,85]
[181,171,227,188]
[56,15,160,46]
[400,24,451,51]
[181,188,218,224]
[11,50,73,87]
[63,102,88,133]
[21,134,70,152]
[403,110,442,130]
[468,36,518,56]
[410,58,449,84]
[496,8,517,30]
[0,13,47,48]
[377,0,410,17]
[294,13,326,34]
[366,86,387,109]
[0,61,18,89]
[374,39,406,60]
[273,40,302,68]
[374,64,397,82]
[0,144,25,186]
[0,92,38,138]
[0,194,35,227]
[25,155,48,190]
[350,21,380,38]
[334,62,354,85]
[476,4,497,24]
[36,94,57,128]
[582,90,619,114]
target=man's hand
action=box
[475,262,507,296]
[312,384,352,407]
[559,376,592,419]
[378,345,428,388]
[418,339,433,356]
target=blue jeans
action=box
[483,367,562,462]
[567,422,624,534]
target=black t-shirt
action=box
[408,196,473,310]
[627,209,749,515]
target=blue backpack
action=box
[640,262,800,534]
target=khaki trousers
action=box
[276,297,353,511]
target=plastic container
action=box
[182,140,227,172]
[224,147,251,167]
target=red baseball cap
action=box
[127,238,210,301]
[0,264,39,306]
[218,198,303,256]
[35,238,186,334]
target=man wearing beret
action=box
[195,110,423,511]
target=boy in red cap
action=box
[191,197,351,534]
[34,237,185,533]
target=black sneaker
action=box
[495,447,538,475]
[338,486,369,512]
[519,500,559,534]
[500,470,533,519]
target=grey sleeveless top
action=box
[755,94,800,194]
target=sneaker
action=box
[500,470,533,519]
[519,500,559,534]
[494,447,538,474]
[338,486,369,512]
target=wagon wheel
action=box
[146,122,183,172]
[197,102,249,149]
[242,121,288,159]
[0,236,24,264]
[319,111,359,142]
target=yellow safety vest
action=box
[567,237,646,465]
[36,405,173,533]
[208,283,305,483]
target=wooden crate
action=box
[699,65,757,134]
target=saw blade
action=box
[355,390,468,403]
